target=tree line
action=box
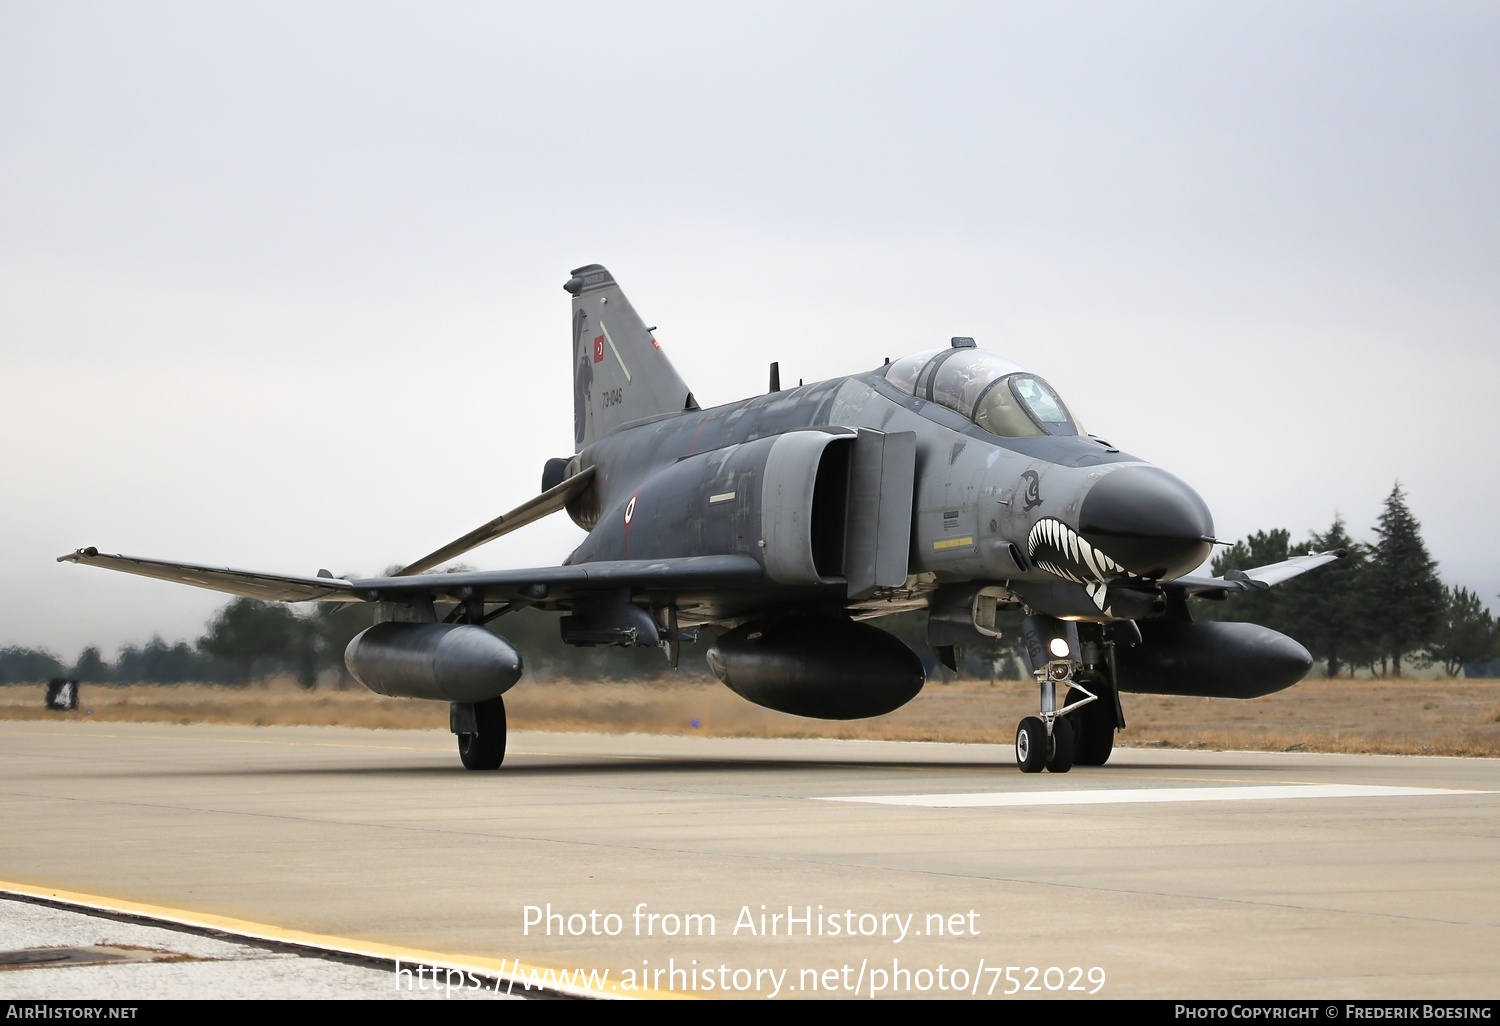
[1199,483,1496,677]
[0,602,374,687]
[3,482,1494,687]
[0,589,706,687]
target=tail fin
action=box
[564,264,698,451]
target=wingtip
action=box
[57,546,98,563]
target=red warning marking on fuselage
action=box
[593,336,605,363]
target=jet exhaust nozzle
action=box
[345,623,523,703]
[1114,621,1312,699]
[707,617,924,719]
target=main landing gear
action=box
[1066,671,1117,767]
[453,695,507,770]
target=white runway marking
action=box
[817,784,1494,808]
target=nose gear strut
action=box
[1015,615,1098,773]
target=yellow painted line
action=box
[0,880,687,1000]
[931,536,973,551]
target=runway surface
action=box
[1,720,1496,1000]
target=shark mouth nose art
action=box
[1026,517,1156,615]
[1026,517,1132,585]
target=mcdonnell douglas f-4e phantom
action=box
[61,264,1341,773]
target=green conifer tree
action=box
[1366,484,1445,677]
[1428,587,1498,676]
[1280,516,1375,677]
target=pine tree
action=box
[1428,587,1498,676]
[71,646,111,683]
[1280,515,1376,677]
[197,597,301,683]
[1367,483,1445,677]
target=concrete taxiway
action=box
[0,720,1496,999]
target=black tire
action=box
[1015,716,1048,774]
[458,696,506,771]
[1068,685,1115,766]
[1046,714,1075,774]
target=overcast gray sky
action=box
[4,1,1498,659]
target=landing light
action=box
[1049,637,1071,658]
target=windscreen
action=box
[883,348,1081,437]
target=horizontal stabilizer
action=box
[397,467,595,576]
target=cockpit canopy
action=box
[882,348,1082,438]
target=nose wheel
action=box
[1046,715,1075,773]
[1016,714,1075,773]
[1015,660,1089,773]
[1015,717,1048,773]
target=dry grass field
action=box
[3,674,1498,757]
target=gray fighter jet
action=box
[60,264,1341,773]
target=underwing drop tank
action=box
[706,617,925,719]
[1115,621,1313,699]
[345,623,523,703]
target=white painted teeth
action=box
[1078,538,1102,579]
[1027,517,1127,584]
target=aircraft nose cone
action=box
[1078,466,1215,580]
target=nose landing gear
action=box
[1014,615,1099,774]
[1016,657,1094,773]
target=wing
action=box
[56,548,363,603]
[59,465,770,623]
[58,546,764,608]
[56,470,612,605]
[352,555,765,607]
[1167,548,1347,599]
